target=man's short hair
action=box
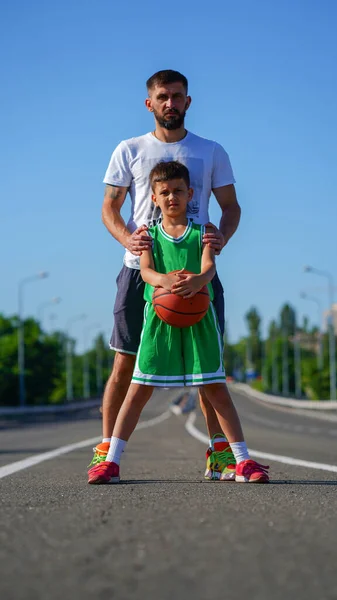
[150,161,190,191]
[146,70,188,94]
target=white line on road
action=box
[0,410,172,480]
[185,412,337,474]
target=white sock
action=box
[106,437,127,465]
[102,438,111,444]
[229,442,250,464]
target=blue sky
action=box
[1,0,337,351]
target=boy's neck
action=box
[161,215,188,233]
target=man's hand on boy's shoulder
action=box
[126,224,153,256]
[202,223,225,255]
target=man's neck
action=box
[152,126,188,143]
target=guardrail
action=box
[232,383,337,410]
[0,398,102,417]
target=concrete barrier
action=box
[0,398,101,417]
[232,383,337,410]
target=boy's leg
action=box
[112,383,154,441]
[204,383,269,483]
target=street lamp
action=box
[82,323,101,399]
[66,314,86,401]
[17,271,49,407]
[293,310,302,398]
[304,265,336,399]
[37,297,62,329]
[300,292,323,370]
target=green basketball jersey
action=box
[144,219,214,303]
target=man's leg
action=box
[198,387,222,438]
[183,297,235,481]
[102,352,136,439]
[88,265,145,473]
[199,271,226,437]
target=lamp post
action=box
[271,333,279,394]
[49,313,58,332]
[82,323,101,399]
[300,292,323,370]
[96,340,103,395]
[17,271,49,407]
[37,297,61,329]
[293,311,302,398]
[282,322,289,396]
[66,314,86,401]
[304,266,336,400]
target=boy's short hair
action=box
[149,161,190,191]
[146,70,188,94]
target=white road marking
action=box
[185,412,337,474]
[0,410,171,480]
[135,410,171,429]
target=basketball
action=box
[152,271,210,328]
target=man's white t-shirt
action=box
[103,131,235,269]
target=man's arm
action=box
[102,184,152,256]
[203,184,241,253]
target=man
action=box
[88,69,241,482]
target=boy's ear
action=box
[152,193,157,204]
[187,187,194,203]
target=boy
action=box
[88,162,269,485]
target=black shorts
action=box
[110,265,225,355]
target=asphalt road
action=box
[1,386,336,600]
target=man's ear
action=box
[185,96,192,111]
[145,98,153,112]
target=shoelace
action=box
[87,447,107,468]
[243,460,269,475]
[212,447,236,469]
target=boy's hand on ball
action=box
[161,272,182,291]
[171,273,201,298]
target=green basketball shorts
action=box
[132,302,226,387]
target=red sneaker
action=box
[235,459,269,483]
[88,461,120,485]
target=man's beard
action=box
[153,108,186,130]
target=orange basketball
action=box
[152,271,210,328]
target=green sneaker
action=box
[87,442,110,468]
[204,434,236,481]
